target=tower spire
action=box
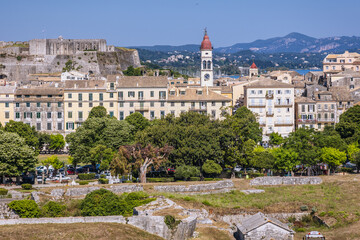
[204,27,207,36]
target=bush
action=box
[123,180,132,183]
[16,56,22,61]
[8,200,40,218]
[248,172,263,178]
[300,205,309,211]
[21,184,32,190]
[295,228,306,232]
[100,174,106,178]
[174,165,200,180]
[202,200,211,206]
[41,201,66,217]
[341,167,354,173]
[164,215,180,230]
[189,177,200,181]
[147,178,174,183]
[78,173,96,180]
[79,181,89,185]
[204,178,221,181]
[98,178,109,184]
[0,188,8,196]
[202,160,222,177]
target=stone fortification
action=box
[154,180,234,193]
[250,176,322,186]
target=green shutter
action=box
[66,123,68,130]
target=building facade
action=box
[323,51,360,78]
[200,30,213,87]
[0,85,15,126]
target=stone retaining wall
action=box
[154,180,234,193]
[250,177,322,186]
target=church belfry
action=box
[200,29,213,87]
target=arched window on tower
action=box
[207,60,211,69]
[203,60,206,70]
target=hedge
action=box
[79,181,89,185]
[78,173,96,180]
[0,188,8,195]
[189,177,201,181]
[8,200,40,218]
[147,178,174,183]
[21,184,32,190]
[98,178,109,184]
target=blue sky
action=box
[1,0,359,47]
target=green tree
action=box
[4,120,39,149]
[88,106,108,119]
[314,126,347,151]
[49,134,65,152]
[320,147,346,175]
[123,66,142,76]
[269,132,283,147]
[351,151,360,173]
[51,157,64,181]
[335,121,359,143]
[110,146,131,177]
[0,131,37,184]
[38,132,51,151]
[273,148,299,176]
[89,144,114,171]
[174,165,200,180]
[125,112,150,135]
[250,146,275,171]
[62,59,80,72]
[202,160,222,177]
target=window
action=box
[211,110,216,118]
[129,111,134,115]
[68,93,72,99]
[324,104,328,110]
[26,102,30,107]
[171,110,175,115]
[317,113,321,119]
[212,101,216,106]
[150,91,154,97]
[128,91,135,98]
[222,102,226,107]
[89,93,93,101]
[331,113,335,119]
[58,102,62,107]
[99,102,103,106]
[110,92,114,98]
[68,102,72,107]
[331,104,335,109]
[138,91,144,100]
[160,111,165,117]
[66,122,75,130]
[277,90,282,94]
[332,66,336,70]
[180,91,186,95]
[25,95,30,98]
[286,108,290,113]
[36,112,41,119]
[160,102,165,107]
[150,102,154,107]
[47,102,51,107]
[150,111,155,119]
[47,112,51,118]
[119,111,124,120]
[181,102,185,107]
[99,93,103,101]
[197,90,203,95]
[119,102,124,107]
[57,112,62,118]
[169,91,175,96]
[78,93,82,101]
[285,90,291,94]
[118,91,123,100]
[47,123,52,130]
[171,102,175,107]
[130,102,134,107]
[326,66,329,70]
[68,111,72,118]
[109,102,114,108]
[110,82,114,90]
[36,123,41,131]
[301,105,305,112]
[159,91,166,100]
[16,112,20,119]
[5,102,9,108]
[78,111,83,120]
[78,103,82,108]
[109,111,114,117]
[89,102,93,107]
[5,112,9,119]
[57,123,62,130]
[258,90,263,94]
[16,103,19,107]
[250,90,256,95]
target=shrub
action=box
[189,177,200,181]
[98,178,109,184]
[174,165,200,180]
[100,174,106,178]
[78,173,96,180]
[8,200,40,218]
[341,167,353,173]
[164,215,180,230]
[319,212,326,217]
[81,189,128,216]
[79,181,89,185]
[147,178,174,182]
[41,201,66,217]
[16,56,22,61]
[202,200,211,206]
[295,228,306,232]
[123,180,132,183]
[202,160,222,177]
[0,188,8,195]
[183,196,193,201]
[248,172,263,178]
[300,205,309,211]
[21,184,32,190]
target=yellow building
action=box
[0,85,15,126]
[323,51,360,78]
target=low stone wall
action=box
[250,177,322,186]
[154,180,234,193]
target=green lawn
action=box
[37,154,70,165]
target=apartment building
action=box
[295,97,317,130]
[14,84,64,134]
[0,85,15,126]
[167,87,231,119]
[244,79,295,141]
[323,51,360,78]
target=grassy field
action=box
[0,223,164,240]
[37,154,70,165]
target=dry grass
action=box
[193,227,233,240]
[37,154,70,165]
[0,223,164,240]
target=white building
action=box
[61,71,89,82]
[200,30,213,87]
[244,78,295,141]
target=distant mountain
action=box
[130,32,360,54]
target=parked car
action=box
[67,168,76,175]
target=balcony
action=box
[274,102,292,107]
[135,106,149,112]
[274,121,293,126]
[297,119,317,124]
[265,93,274,99]
[248,103,266,108]
[189,106,207,112]
[266,111,274,117]
[317,118,335,123]
[118,97,124,101]
[259,122,266,127]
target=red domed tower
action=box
[200,29,213,87]
[249,61,259,77]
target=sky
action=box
[1,0,360,47]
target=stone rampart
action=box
[250,177,322,186]
[154,180,234,193]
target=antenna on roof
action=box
[204,27,207,36]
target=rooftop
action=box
[246,78,293,89]
[107,75,168,88]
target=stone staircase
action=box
[0,203,19,219]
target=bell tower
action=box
[200,29,213,87]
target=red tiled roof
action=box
[200,33,212,50]
[250,62,257,69]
